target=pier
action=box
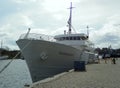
[25,58,120,88]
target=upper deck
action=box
[19,33,89,42]
[54,33,88,41]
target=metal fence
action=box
[19,33,56,42]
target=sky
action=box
[0,0,120,50]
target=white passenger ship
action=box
[16,2,95,82]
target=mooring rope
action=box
[0,39,33,74]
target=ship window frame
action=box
[77,36,80,40]
[73,37,76,40]
[81,37,87,40]
[70,37,72,40]
[66,37,69,40]
[63,37,65,40]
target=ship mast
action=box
[68,2,74,34]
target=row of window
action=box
[56,36,88,41]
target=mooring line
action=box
[0,39,33,74]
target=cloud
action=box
[0,0,120,50]
[11,0,38,4]
[90,15,120,49]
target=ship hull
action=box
[16,39,81,82]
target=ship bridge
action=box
[54,33,92,50]
[54,33,88,41]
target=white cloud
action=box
[21,15,33,26]
[42,0,80,13]
[90,15,120,49]
[0,0,120,50]
[12,0,37,3]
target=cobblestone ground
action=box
[26,58,120,88]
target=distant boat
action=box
[16,2,95,82]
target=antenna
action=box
[67,2,74,34]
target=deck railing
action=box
[19,33,56,42]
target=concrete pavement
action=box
[25,58,120,88]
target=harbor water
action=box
[0,59,32,88]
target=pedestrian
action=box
[104,58,107,64]
[112,58,116,64]
[111,58,113,64]
[98,58,100,64]
[102,54,107,64]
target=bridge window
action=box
[73,37,76,40]
[56,36,88,41]
[66,37,69,40]
[77,36,80,40]
[63,37,65,40]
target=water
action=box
[0,59,32,88]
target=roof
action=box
[54,33,88,39]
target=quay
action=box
[25,59,120,88]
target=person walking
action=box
[105,58,107,64]
[112,58,116,64]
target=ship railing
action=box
[19,33,56,42]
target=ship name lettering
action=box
[59,52,74,56]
